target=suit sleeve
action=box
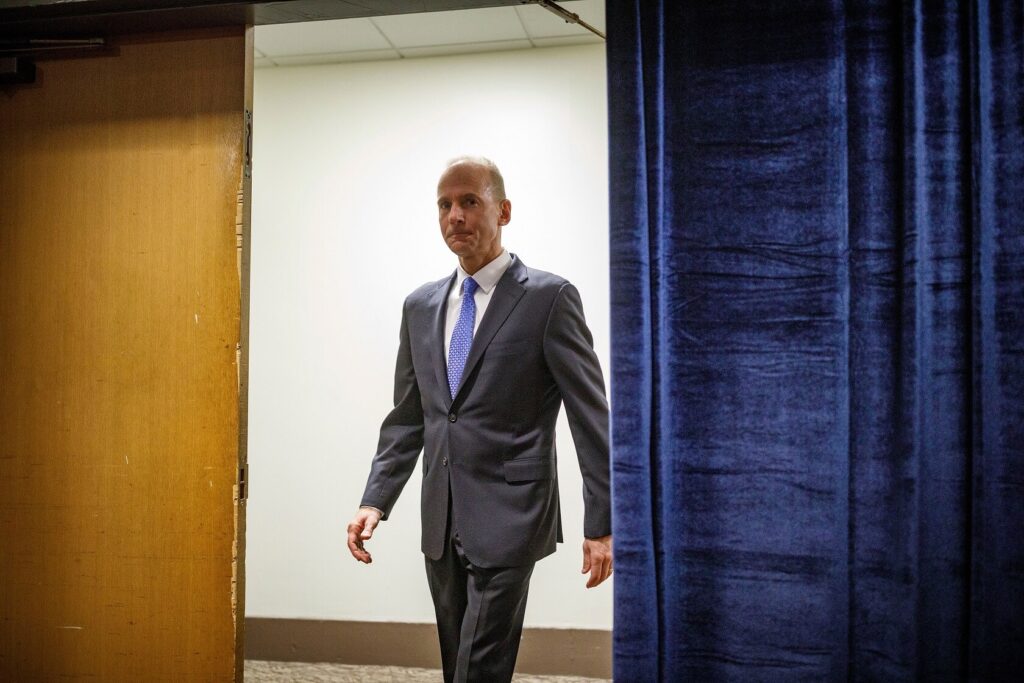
[359,299,424,520]
[542,283,611,539]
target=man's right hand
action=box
[346,507,382,564]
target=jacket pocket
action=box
[503,457,555,483]
[486,340,532,359]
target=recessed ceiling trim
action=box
[512,6,536,48]
[367,17,404,59]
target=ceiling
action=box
[254,0,605,67]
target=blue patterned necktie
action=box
[447,277,479,398]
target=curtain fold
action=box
[607,1,1023,680]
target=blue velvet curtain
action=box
[607,1,1023,680]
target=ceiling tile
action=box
[516,0,605,39]
[254,56,277,69]
[255,17,390,57]
[400,39,533,59]
[372,7,528,48]
[253,2,606,67]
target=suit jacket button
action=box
[448,413,457,423]
[442,457,448,466]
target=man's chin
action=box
[445,241,472,256]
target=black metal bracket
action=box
[0,37,105,57]
[522,0,605,40]
[0,55,35,84]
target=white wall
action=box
[246,44,610,630]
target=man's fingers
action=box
[346,518,375,564]
[582,536,613,587]
[587,555,611,588]
[587,557,605,588]
[348,541,372,563]
[345,524,367,562]
[583,544,612,588]
[346,523,362,550]
[346,537,365,561]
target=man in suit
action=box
[346,156,612,683]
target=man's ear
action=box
[499,198,512,226]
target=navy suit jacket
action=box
[359,254,610,568]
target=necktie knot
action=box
[463,277,479,296]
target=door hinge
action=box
[243,109,253,178]
[238,464,248,501]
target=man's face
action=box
[436,163,511,267]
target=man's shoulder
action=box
[400,259,574,306]
[523,264,571,294]
[403,274,452,308]
[520,264,577,303]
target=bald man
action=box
[347,157,611,683]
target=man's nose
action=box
[448,205,464,223]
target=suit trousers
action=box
[424,518,535,683]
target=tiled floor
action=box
[245,660,611,682]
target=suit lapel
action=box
[452,256,529,402]
[431,272,456,409]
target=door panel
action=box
[0,27,251,681]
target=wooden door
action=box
[0,27,252,681]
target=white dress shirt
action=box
[444,249,513,362]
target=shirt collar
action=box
[455,249,512,295]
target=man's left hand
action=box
[582,535,613,588]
